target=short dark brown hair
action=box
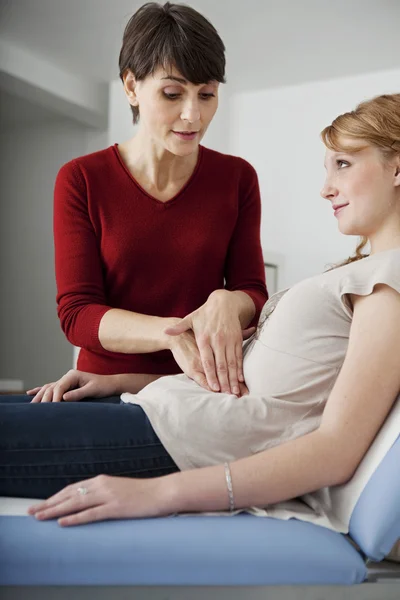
[119,2,226,124]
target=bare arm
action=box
[29,325,217,403]
[98,309,180,354]
[99,290,255,356]
[165,284,400,513]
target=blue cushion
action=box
[349,434,400,561]
[0,513,366,585]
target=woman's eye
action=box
[337,159,350,169]
[163,91,216,101]
[163,92,181,100]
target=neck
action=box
[368,224,400,255]
[122,130,199,192]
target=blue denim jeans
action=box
[0,395,179,499]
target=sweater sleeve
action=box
[224,160,269,327]
[54,160,111,351]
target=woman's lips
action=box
[173,131,198,141]
[334,204,349,217]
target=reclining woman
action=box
[1,93,399,530]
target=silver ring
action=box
[77,486,88,496]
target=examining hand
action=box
[28,474,173,526]
[168,329,212,392]
[27,370,120,403]
[165,290,255,394]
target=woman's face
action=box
[124,66,219,156]
[321,141,400,238]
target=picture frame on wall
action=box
[263,250,285,296]
[264,262,278,296]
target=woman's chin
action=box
[166,134,201,157]
[174,148,198,158]
[338,221,360,237]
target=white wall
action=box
[202,84,231,154]
[0,34,110,388]
[0,121,97,389]
[230,68,400,289]
[108,80,136,145]
[0,37,109,130]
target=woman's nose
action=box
[320,179,338,200]
[181,100,200,124]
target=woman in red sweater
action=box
[32,2,267,402]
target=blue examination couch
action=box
[1,436,400,599]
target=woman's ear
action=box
[122,70,139,107]
[394,157,400,188]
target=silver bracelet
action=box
[224,462,235,512]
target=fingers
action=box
[238,381,249,396]
[29,370,81,403]
[30,489,105,527]
[198,334,244,395]
[34,496,83,521]
[197,338,220,392]
[52,370,82,403]
[58,505,107,527]
[169,331,215,392]
[226,344,240,396]
[52,371,82,402]
[30,383,55,403]
[236,342,244,384]
[62,385,90,402]
[26,386,41,395]
[29,477,109,527]
[29,479,91,516]
[28,481,76,514]
[41,386,58,403]
[190,369,211,392]
[212,336,231,394]
[170,328,244,396]
[35,496,105,526]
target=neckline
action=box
[112,143,204,207]
[367,246,400,258]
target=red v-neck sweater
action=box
[54,144,268,375]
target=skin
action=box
[28,143,400,525]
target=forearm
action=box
[98,309,180,354]
[164,429,352,514]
